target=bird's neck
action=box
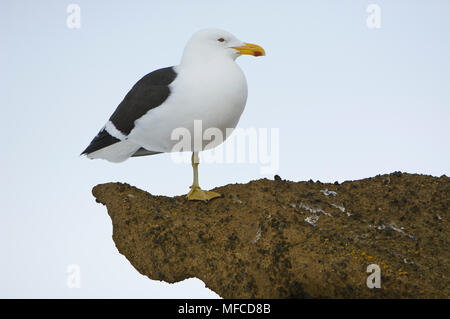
[180,50,237,69]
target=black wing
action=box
[81,66,177,155]
[110,66,178,135]
[81,128,120,155]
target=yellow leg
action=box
[186,152,221,201]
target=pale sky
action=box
[1,0,449,298]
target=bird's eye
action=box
[217,38,225,42]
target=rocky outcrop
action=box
[93,172,449,298]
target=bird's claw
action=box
[187,186,221,202]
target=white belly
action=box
[129,61,248,152]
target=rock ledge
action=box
[93,172,449,298]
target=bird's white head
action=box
[180,28,265,66]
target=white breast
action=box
[129,59,248,153]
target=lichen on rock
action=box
[92,173,449,298]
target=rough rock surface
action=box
[92,172,449,298]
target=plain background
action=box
[1,0,449,298]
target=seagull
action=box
[81,28,265,201]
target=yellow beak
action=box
[232,42,266,57]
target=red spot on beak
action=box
[253,51,262,57]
